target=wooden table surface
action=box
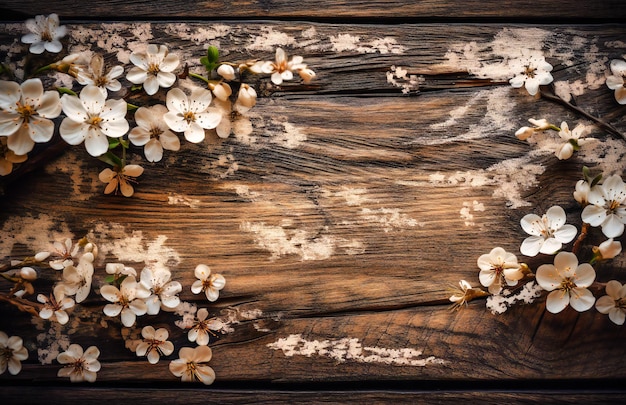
[1,1,626,403]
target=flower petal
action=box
[545,290,569,313]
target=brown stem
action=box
[540,86,626,142]
[572,222,590,256]
[0,293,42,317]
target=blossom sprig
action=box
[515,118,596,160]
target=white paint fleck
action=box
[167,193,201,208]
[486,282,543,314]
[237,114,308,149]
[0,214,74,258]
[460,200,485,227]
[359,208,420,233]
[246,26,297,51]
[32,317,70,365]
[323,186,370,206]
[329,33,406,54]
[88,222,181,268]
[241,222,362,261]
[386,65,423,94]
[231,184,262,201]
[173,301,198,330]
[268,334,445,367]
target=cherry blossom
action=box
[581,174,626,238]
[37,285,75,325]
[127,44,180,95]
[57,344,101,382]
[595,280,626,325]
[169,346,215,385]
[129,105,180,162]
[508,52,553,96]
[100,275,149,327]
[191,264,225,302]
[477,247,524,295]
[554,121,594,160]
[0,331,28,376]
[60,252,95,303]
[187,308,224,346]
[60,85,129,157]
[515,118,552,141]
[135,326,174,364]
[99,164,144,197]
[536,251,595,313]
[76,54,124,96]
[261,48,308,85]
[520,205,577,256]
[606,59,626,104]
[0,78,62,155]
[139,265,182,315]
[163,87,222,143]
[21,14,67,54]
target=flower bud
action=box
[573,179,590,205]
[217,64,235,80]
[596,238,622,260]
[298,68,316,83]
[35,251,51,261]
[235,84,257,113]
[211,82,232,101]
[19,266,37,281]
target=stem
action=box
[0,293,42,317]
[189,72,209,84]
[572,222,590,256]
[540,86,626,141]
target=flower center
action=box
[17,103,37,123]
[533,216,554,238]
[150,127,164,139]
[608,199,621,212]
[276,59,288,73]
[559,277,576,293]
[71,359,86,374]
[183,111,196,123]
[616,297,626,309]
[40,28,53,42]
[524,64,536,78]
[94,76,108,87]
[87,115,103,129]
[1,346,14,361]
[148,63,161,75]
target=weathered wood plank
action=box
[2,0,626,20]
[1,19,626,393]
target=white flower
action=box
[515,118,551,141]
[163,87,222,143]
[139,265,182,315]
[508,52,553,96]
[100,276,149,327]
[37,285,75,325]
[60,85,129,157]
[21,14,67,54]
[536,251,596,313]
[262,48,307,85]
[57,344,101,382]
[213,98,253,140]
[520,205,577,256]
[595,238,622,260]
[60,252,94,303]
[135,326,174,364]
[99,164,144,197]
[606,59,626,104]
[0,78,62,155]
[105,263,137,277]
[127,44,179,95]
[48,238,80,270]
[555,121,594,160]
[582,174,626,238]
[596,280,626,325]
[169,346,215,385]
[129,105,180,162]
[188,308,223,346]
[477,247,524,295]
[191,264,225,302]
[0,331,28,375]
[0,137,27,176]
[76,54,124,96]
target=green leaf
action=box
[207,46,219,64]
[57,87,78,96]
[104,275,116,284]
[98,151,123,167]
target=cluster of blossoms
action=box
[452,170,626,321]
[450,48,626,323]
[0,14,316,197]
[1,236,226,384]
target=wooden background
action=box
[2,1,626,403]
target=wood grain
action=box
[1,15,626,402]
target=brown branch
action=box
[0,293,42,317]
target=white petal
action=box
[546,290,569,313]
[520,236,543,257]
[569,288,595,312]
[582,204,607,226]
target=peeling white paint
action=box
[167,193,201,208]
[88,222,181,268]
[486,282,543,314]
[32,319,70,365]
[241,222,363,261]
[330,33,406,54]
[358,208,421,233]
[246,26,297,51]
[386,65,423,94]
[0,214,74,258]
[236,114,307,149]
[460,200,485,227]
[268,334,445,367]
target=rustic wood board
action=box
[1,16,626,403]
